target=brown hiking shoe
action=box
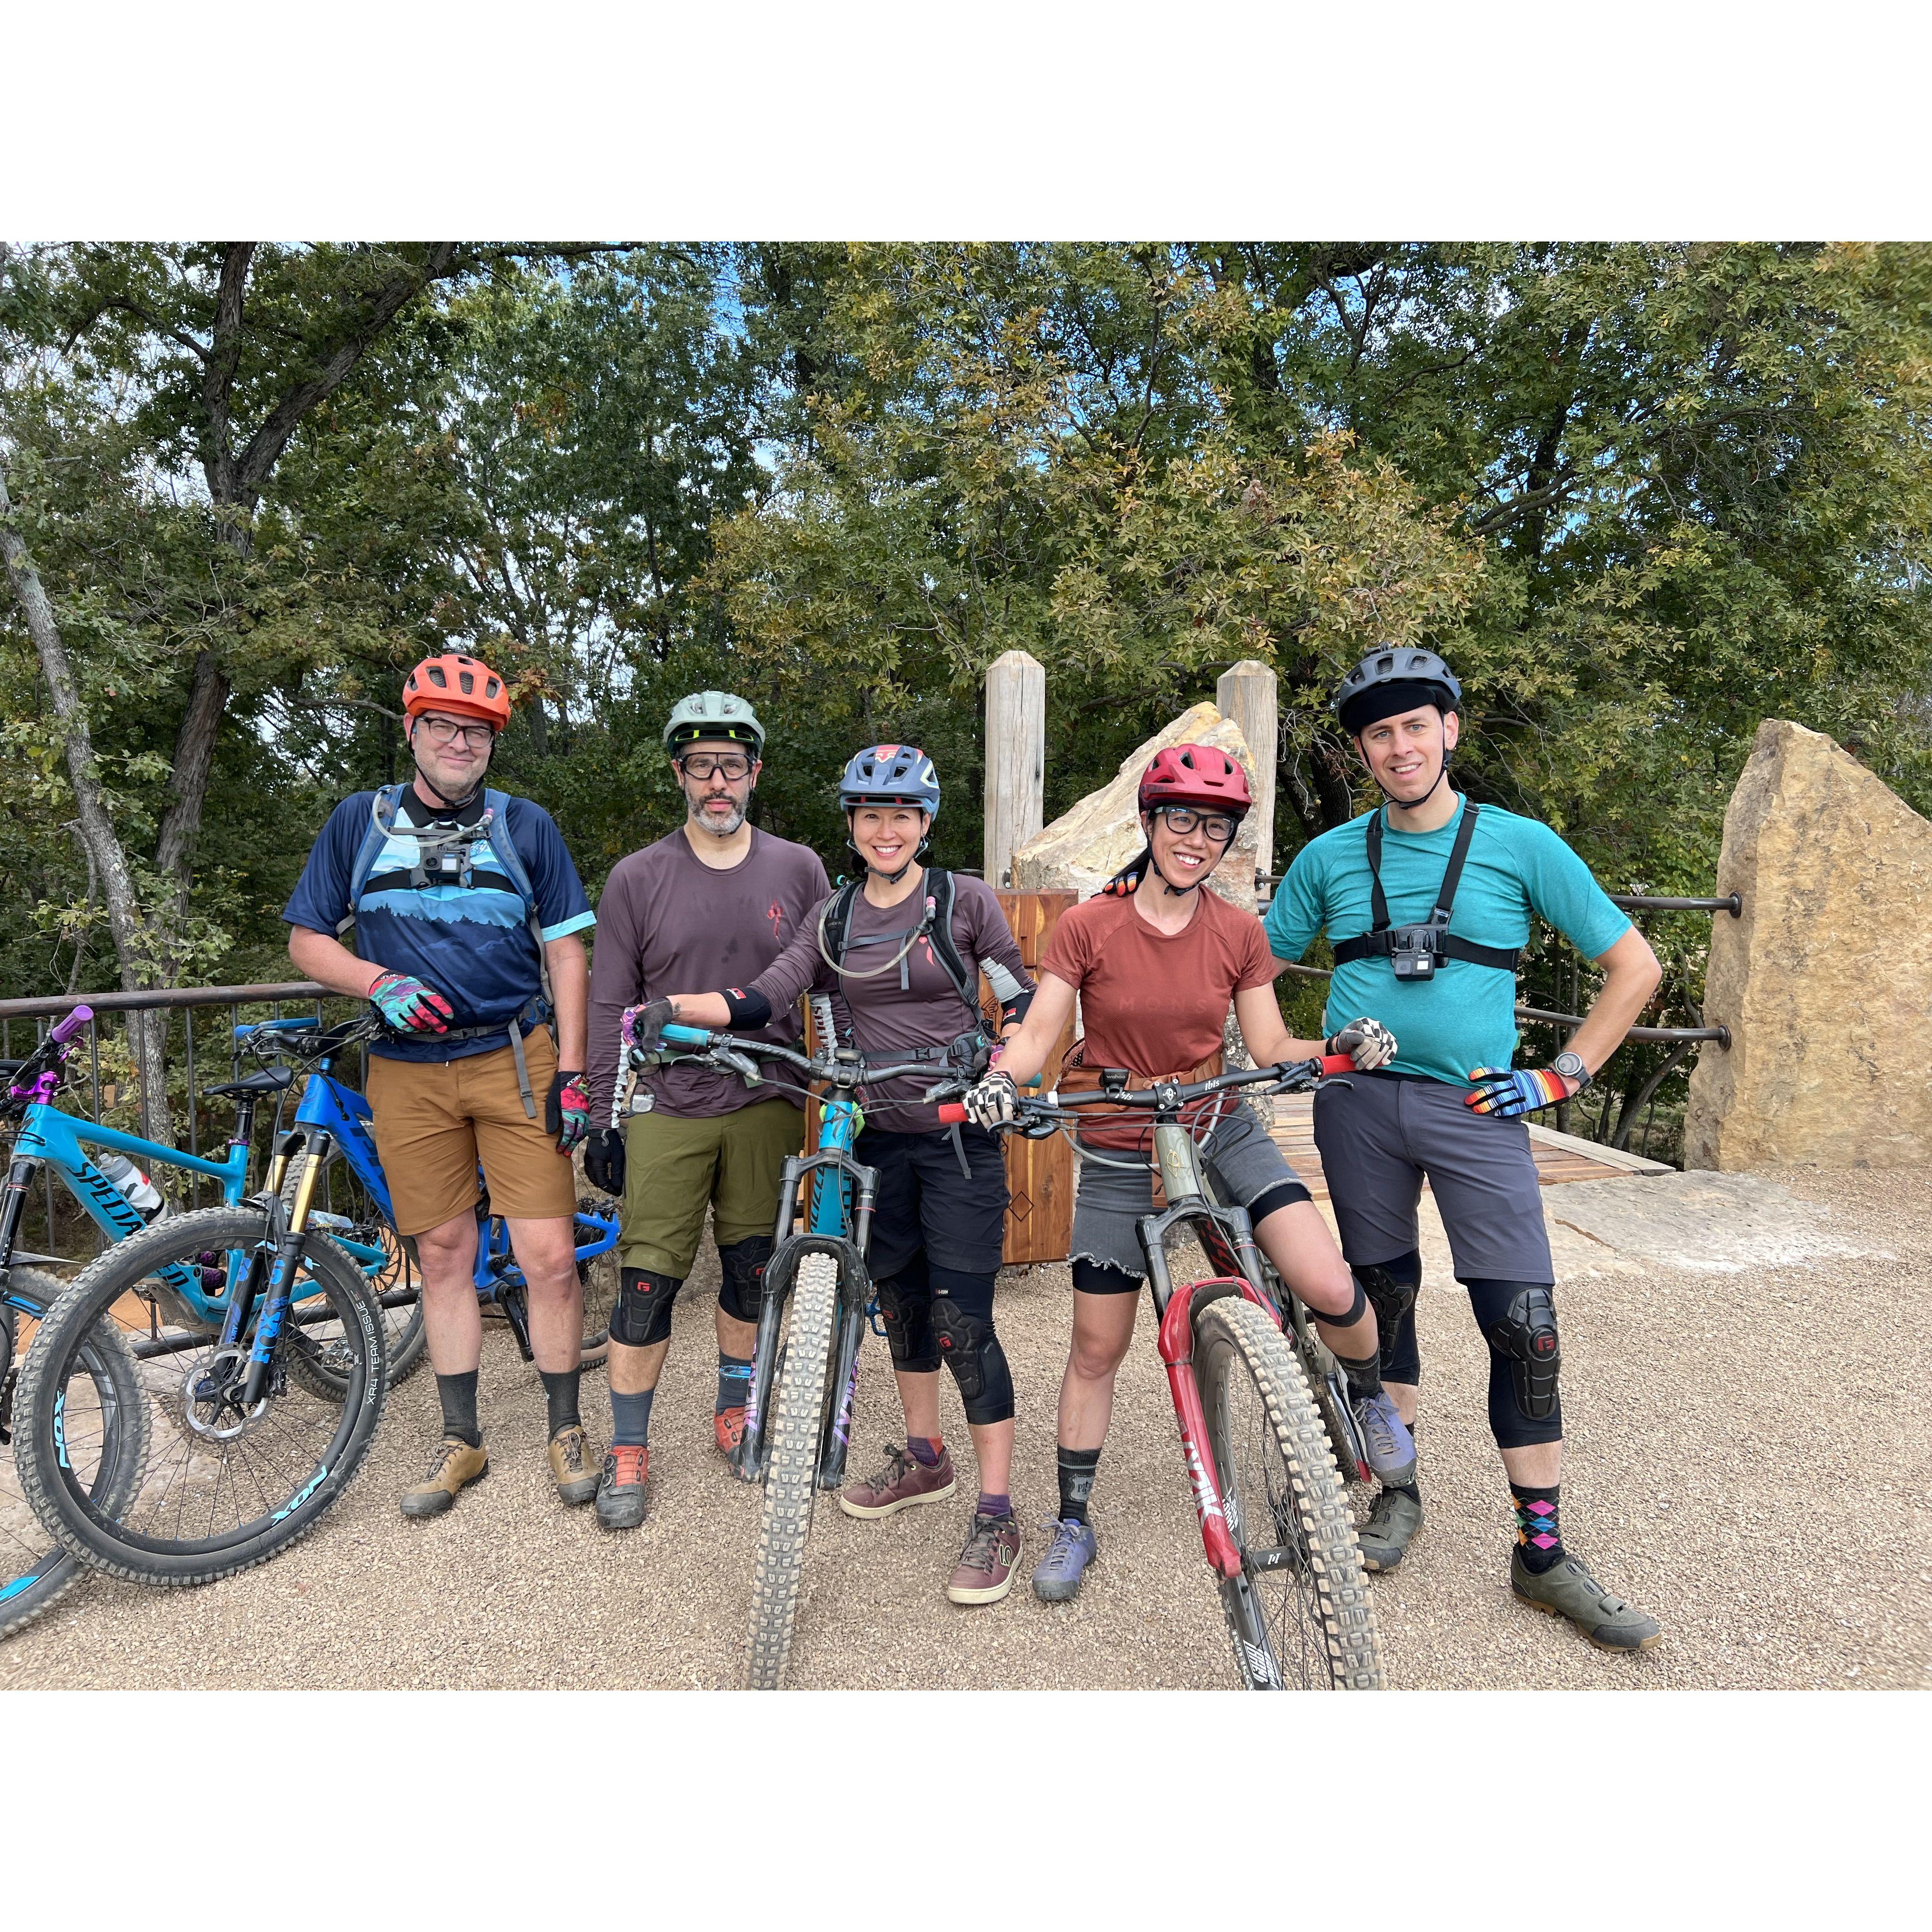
[548,1424,599,1505]
[946,1512,1021,1605]
[401,1437,489,1518]
[838,1442,956,1519]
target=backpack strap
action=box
[482,791,555,1020]
[339,784,409,937]
[1332,800,1521,974]
[818,871,983,1020]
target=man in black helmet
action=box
[1265,645,1666,1654]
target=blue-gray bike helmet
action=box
[837,744,941,819]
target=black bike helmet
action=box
[1333,647,1463,736]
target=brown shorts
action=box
[366,1028,576,1237]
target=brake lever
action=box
[713,1046,764,1086]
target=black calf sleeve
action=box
[929,1264,1012,1425]
[611,1267,682,1348]
[1355,1249,1422,1385]
[1465,1277,1563,1448]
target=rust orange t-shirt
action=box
[1040,889,1278,1149]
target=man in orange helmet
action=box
[284,653,602,1522]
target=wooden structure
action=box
[989,890,1076,1265]
[983,650,1045,889]
[1268,1094,1669,1204]
[1215,660,1277,881]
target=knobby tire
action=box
[1195,1296,1382,1690]
[745,1251,838,1690]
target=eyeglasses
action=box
[417,717,495,749]
[677,753,754,782]
[1156,805,1238,844]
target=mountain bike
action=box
[642,1008,977,1689]
[942,1053,1384,1690]
[237,1017,620,1385]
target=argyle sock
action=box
[1511,1481,1564,1575]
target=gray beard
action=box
[690,799,747,838]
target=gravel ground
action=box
[4,1165,1926,1691]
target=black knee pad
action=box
[1356,1250,1422,1384]
[717,1236,774,1325]
[611,1267,682,1348]
[1469,1278,1562,1447]
[874,1275,940,1373]
[931,1293,1014,1426]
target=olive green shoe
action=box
[548,1424,600,1506]
[1511,1548,1661,1651]
[401,1438,489,1518]
[1357,1489,1424,1573]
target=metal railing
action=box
[0,980,366,1269]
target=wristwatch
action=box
[1552,1050,1591,1093]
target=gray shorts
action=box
[1069,1106,1311,1285]
[1312,1071,1552,1282]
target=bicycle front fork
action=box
[230,1128,332,1407]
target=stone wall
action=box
[1684,719,1932,1170]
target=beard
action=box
[689,794,747,837]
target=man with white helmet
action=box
[582,692,829,1529]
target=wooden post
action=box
[983,650,1045,888]
[1217,659,1277,883]
[990,891,1077,1265]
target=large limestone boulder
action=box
[1012,702,1261,909]
[1684,719,1932,1170]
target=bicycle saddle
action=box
[204,1066,295,1099]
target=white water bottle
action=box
[96,1151,167,1221]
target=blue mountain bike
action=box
[642,1003,978,1689]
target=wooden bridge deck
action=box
[1269,1093,1670,1205]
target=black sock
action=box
[1510,1480,1564,1574]
[610,1386,655,1449]
[1386,1422,1421,1506]
[716,1350,753,1416]
[539,1366,581,1440]
[1057,1446,1101,1525]
[1335,1348,1383,1402]
[437,1369,481,1449]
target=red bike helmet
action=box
[1138,744,1252,816]
[402,653,512,731]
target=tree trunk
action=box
[153,646,232,930]
[1,460,172,1138]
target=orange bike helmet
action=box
[402,653,512,731]
[1138,743,1252,815]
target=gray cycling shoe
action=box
[1511,1548,1661,1651]
[1357,1488,1424,1573]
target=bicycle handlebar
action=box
[642,1024,966,1096]
[934,1054,1357,1126]
[50,1004,93,1045]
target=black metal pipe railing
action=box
[0,982,328,1021]
[1608,893,1741,917]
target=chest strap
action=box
[1330,800,1522,974]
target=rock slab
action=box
[1684,718,1932,1170]
[1011,701,1260,909]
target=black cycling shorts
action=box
[855,1123,1009,1279]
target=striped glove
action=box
[1464,1066,1572,1118]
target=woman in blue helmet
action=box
[649,745,1037,1609]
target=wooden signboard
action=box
[990,891,1077,1266]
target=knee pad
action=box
[611,1267,681,1348]
[1475,1281,1562,1443]
[874,1275,940,1373]
[717,1236,774,1325]
[1356,1250,1422,1384]
[931,1295,1015,1426]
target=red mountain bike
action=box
[944,1053,1381,1690]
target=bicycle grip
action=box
[661,1023,711,1046]
[936,1103,968,1124]
[1319,1053,1356,1076]
[50,1005,93,1043]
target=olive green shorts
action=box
[619,1099,805,1279]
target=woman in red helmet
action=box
[964,743,1414,1603]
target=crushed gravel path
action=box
[4,1165,1926,1691]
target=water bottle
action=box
[96,1151,168,1222]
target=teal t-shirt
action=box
[1264,797,1631,1087]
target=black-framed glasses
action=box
[417,716,495,748]
[677,752,754,782]
[1155,805,1237,844]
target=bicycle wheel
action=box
[745,1250,838,1690]
[16,1206,386,1587]
[1195,1295,1381,1690]
[281,1150,426,1394]
[0,1270,145,1639]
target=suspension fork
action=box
[0,1156,35,1286]
[238,1127,331,1406]
[818,1300,865,1491]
